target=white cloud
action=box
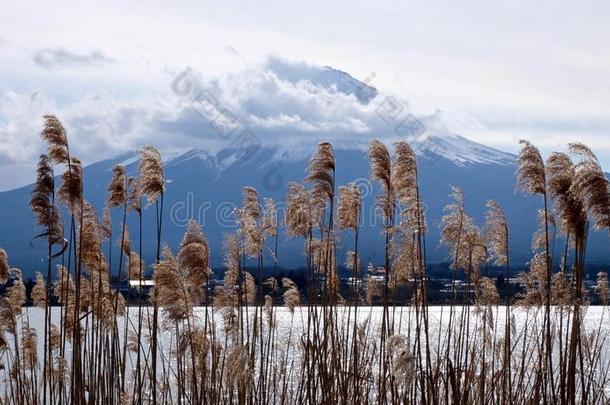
[33,48,115,69]
[0,60,392,190]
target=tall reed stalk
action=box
[1,119,610,403]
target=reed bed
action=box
[0,115,608,404]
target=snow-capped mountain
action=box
[1,134,608,279]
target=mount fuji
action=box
[0,62,608,278]
[2,135,607,279]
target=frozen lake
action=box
[3,305,609,403]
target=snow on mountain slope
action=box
[411,134,515,166]
[116,128,516,182]
[166,149,216,169]
[163,131,516,175]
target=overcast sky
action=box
[1,0,610,190]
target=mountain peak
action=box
[265,57,378,104]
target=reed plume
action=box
[21,327,38,371]
[484,200,508,267]
[390,235,417,285]
[54,265,77,345]
[153,246,192,322]
[569,142,610,230]
[80,202,102,273]
[546,152,587,240]
[128,252,144,281]
[7,269,26,316]
[264,295,275,328]
[531,209,556,252]
[101,207,112,241]
[517,140,546,195]
[0,248,9,284]
[177,222,210,403]
[225,345,251,390]
[477,277,499,307]
[108,165,127,208]
[391,142,417,203]
[215,234,241,339]
[265,277,279,293]
[139,145,165,205]
[337,183,361,231]
[32,272,47,307]
[364,272,382,305]
[41,115,69,165]
[369,140,393,221]
[459,226,487,282]
[262,198,278,237]
[54,265,75,306]
[53,356,69,387]
[262,198,279,271]
[520,211,554,305]
[305,141,335,203]
[39,116,87,401]
[241,186,263,258]
[120,226,132,257]
[242,272,256,305]
[57,157,83,214]
[392,141,425,234]
[311,238,337,275]
[0,297,16,335]
[127,176,142,213]
[551,272,572,306]
[223,233,240,290]
[282,278,300,313]
[475,277,498,352]
[285,182,316,237]
[441,186,471,266]
[49,324,61,351]
[30,154,64,246]
[389,338,415,382]
[178,220,211,299]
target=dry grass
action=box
[0,117,608,403]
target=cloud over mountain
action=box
[2,57,463,189]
